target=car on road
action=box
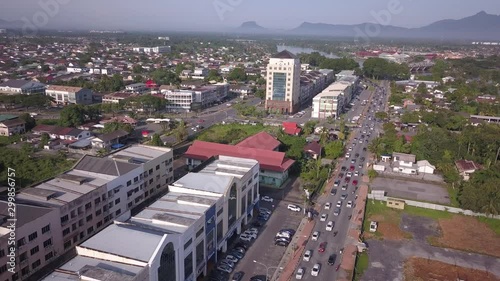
[217,264,233,273]
[350,165,355,171]
[229,250,243,259]
[336,201,342,208]
[287,204,301,212]
[328,254,337,265]
[261,196,273,202]
[330,188,337,195]
[358,164,363,169]
[311,231,319,241]
[259,208,271,215]
[344,177,350,183]
[318,242,327,253]
[326,221,334,231]
[338,173,344,178]
[340,194,348,200]
[352,180,358,185]
[225,255,239,263]
[355,153,360,157]
[243,231,257,239]
[303,250,312,261]
[231,271,244,281]
[346,201,353,208]
[239,234,252,241]
[351,159,356,164]
[345,153,350,158]
[296,267,305,279]
[341,166,347,171]
[346,172,352,177]
[276,232,292,239]
[311,264,321,277]
[354,171,359,177]
[275,240,289,247]
[324,202,331,210]
[320,213,328,221]
[348,147,352,151]
[333,207,341,216]
[333,180,340,187]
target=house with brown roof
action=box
[304,141,322,160]
[0,118,26,136]
[90,130,129,149]
[235,131,280,151]
[46,85,93,105]
[184,138,295,188]
[455,159,481,181]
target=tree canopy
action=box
[362,58,410,80]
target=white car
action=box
[336,201,342,208]
[345,153,350,159]
[348,147,352,151]
[261,196,273,202]
[311,263,321,276]
[320,214,328,221]
[259,208,271,215]
[288,204,301,212]
[303,250,312,261]
[370,221,378,232]
[324,202,331,210]
[296,267,305,279]
[239,234,252,241]
[243,231,257,239]
[247,227,259,235]
[311,231,319,241]
[354,171,359,177]
[346,201,353,208]
[326,221,334,231]
[346,172,352,178]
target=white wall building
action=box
[311,83,345,119]
[46,85,93,105]
[42,156,259,281]
[265,50,301,114]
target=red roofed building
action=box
[185,139,295,188]
[455,160,482,181]
[235,131,281,151]
[282,122,301,136]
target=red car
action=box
[345,177,350,183]
[350,166,355,171]
[338,173,344,178]
[318,242,327,253]
[198,119,204,123]
[352,180,358,185]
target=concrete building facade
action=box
[46,85,93,105]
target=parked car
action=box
[231,271,244,281]
[303,250,312,261]
[352,180,358,186]
[239,234,252,242]
[225,255,238,263]
[346,201,353,208]
[324,202,331,210]
[370,221,378,232]
[330,189,337,195]
[311,263,321,276]
[229,250,244,259]
[217,264,233,274]
[333,207,341,216]
[219,259,235,268]
[296,267,305,279]
[340,194,348,200]
[333,180,340,187]
[261,196,273,202]
[336,201,342,208]
[275,240,289,247]
[287,204,301,212]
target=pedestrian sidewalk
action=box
[276,219,315,281]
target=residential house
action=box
[455,159,481,181]
[304,141,322,160]
[0,79,46,94]
[230,85,253,98]
[0,117,25,136]
[46,85,93,105]
[32,125,92,140]
[416,160,435,174]
[90,130,129,149]
[192,68,208,79]
[282,122,301,136]
[102,92,138,104]
[125,83,147,94]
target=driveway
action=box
[370,177,450,205]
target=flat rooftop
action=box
[41,256,144,281]
[17,170,114,207]
[199,156,257,178]
[172,173,232,195]
[111,145,172,161]
[79,223,165,263]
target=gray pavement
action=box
[370,177,450,205]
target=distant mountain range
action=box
[237,11,500,40]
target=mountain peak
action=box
[475,11,488,16]
[239,21,265,29]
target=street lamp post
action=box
[253,260,283,281]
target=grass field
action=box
[354,252,369,281]
[196,123,276,144]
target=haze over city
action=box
[1,0,500,31]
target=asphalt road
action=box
[294,81,389,280]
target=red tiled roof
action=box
[455,160,480,172]
[282,122,301,135]
[304,141,322,155]
[235,131,281,151]
[184,140,295,172]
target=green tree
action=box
[417,83,427,94]
[102,122,133,134]
[59,105,86,127]
[206,69,223,82]
[324,140,344,159]
[303,120,319,135]
[228,68,247,82]
[132,64,143,73]
[174,121,188,142]
[38,133,49,149]
[18,113,36,131]
[374,111,388,120]
[150,133,163,146]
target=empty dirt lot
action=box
[371,177,450,204]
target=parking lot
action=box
[370,177,450,205]
[210,177,306,281]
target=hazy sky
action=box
[1,0,499,31]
